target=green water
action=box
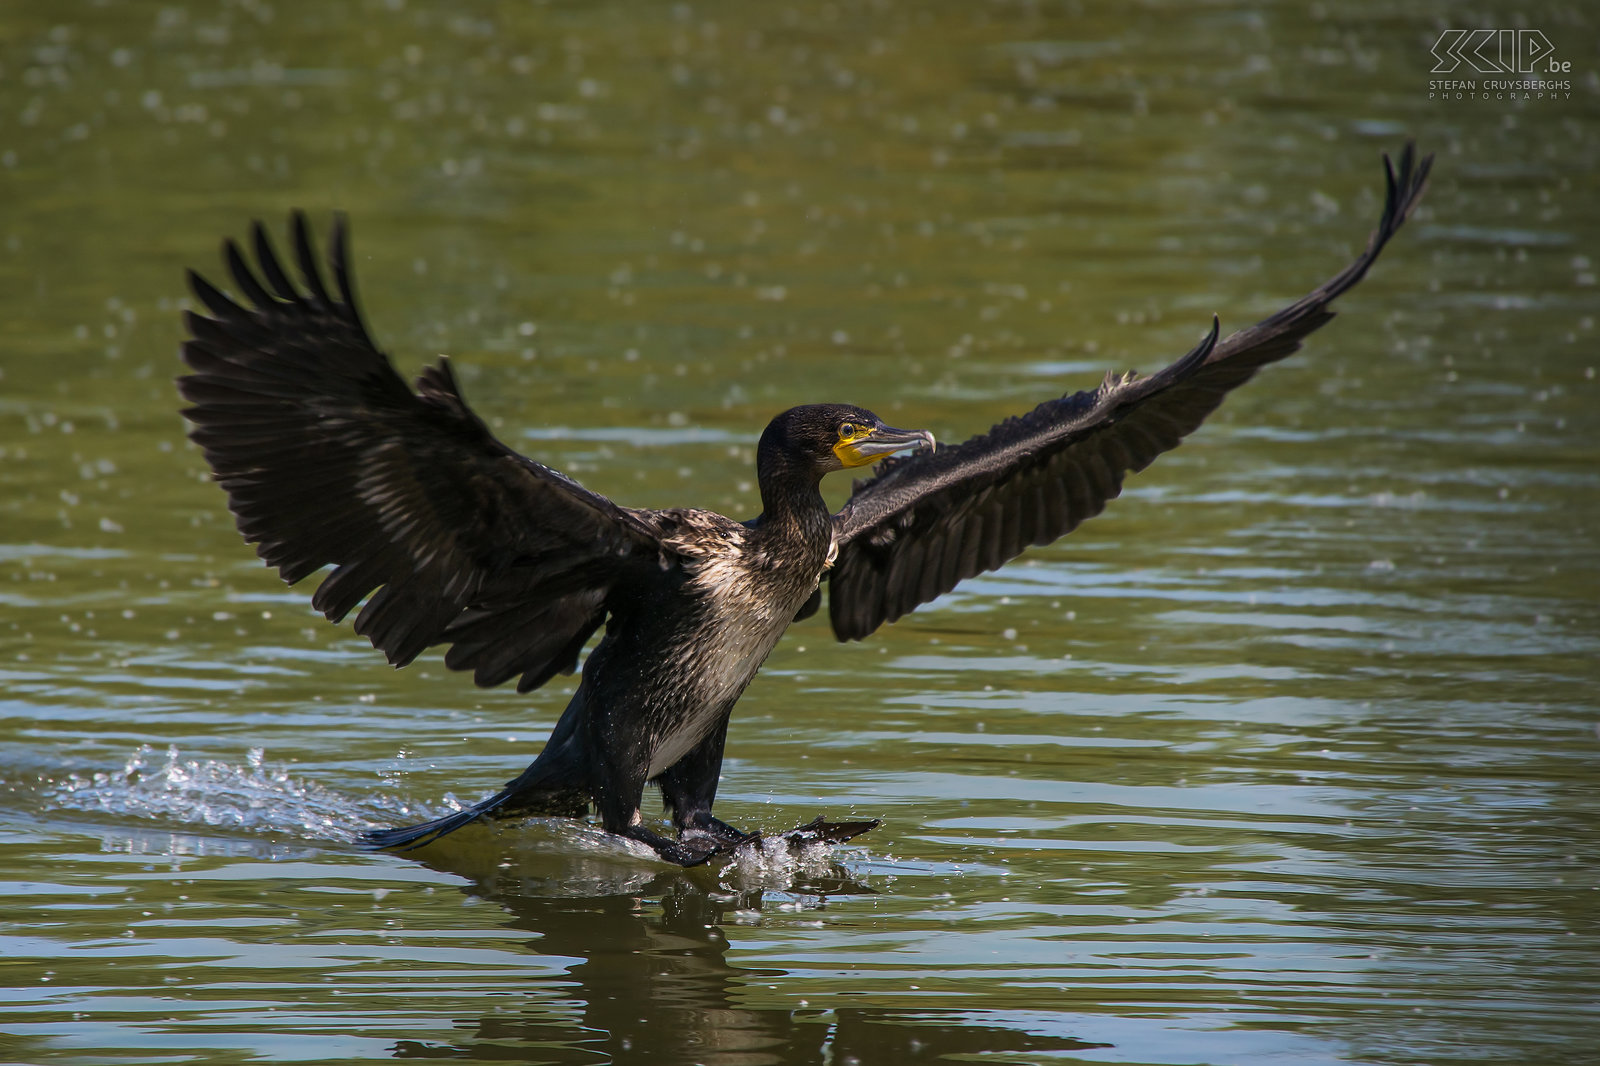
[4,2,1598,1063]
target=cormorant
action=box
[177,144,1430,865]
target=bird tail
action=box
[361,786,517,851]
[361,755,591,852]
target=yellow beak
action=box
[833,426,936,468]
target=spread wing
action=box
[178,213,668,691]
[827,142,1432,641]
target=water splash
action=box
[723,833,849,893]
[46,746,877,893]
[49,744,396,841]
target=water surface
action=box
[4,2,1598,1064]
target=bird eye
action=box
[839,422,859,440]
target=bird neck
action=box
[754,450,832,552]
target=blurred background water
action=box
[2,2,1598,1064]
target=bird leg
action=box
[581,717,750,866]
[656,715,761,846]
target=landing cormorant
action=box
[177,144,1430,864]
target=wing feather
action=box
[178,213,667,685]
[827,143,1431,641]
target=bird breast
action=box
[681,544,817,706]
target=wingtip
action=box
[223,236,269,308]
[329,212,349,261]
[1380,139,1432,233]
[290,210,333,304]
[326,211,371,334]
[290,209,312,253]
[329,213,351,286]
[1410,149,1435,213]
[1179,314,1221,370]
[1382,151,1399,221]
[187,266,241,319]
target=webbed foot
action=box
[773,815,880,848]
[622,823,750,867]
[678,811,759,846]
[623,815,874,865]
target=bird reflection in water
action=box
[391,840,1104,1065]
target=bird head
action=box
[759,404,935,481]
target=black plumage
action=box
[177,144,1430,865]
